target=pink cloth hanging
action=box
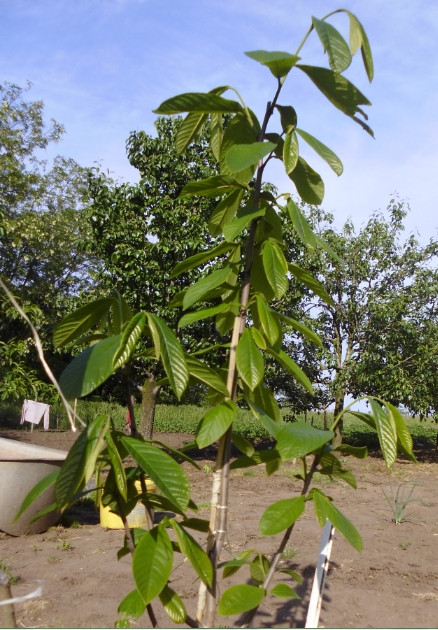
[20,400,50,430]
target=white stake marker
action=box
[305,520,335,628]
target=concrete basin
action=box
[0,437,67,536]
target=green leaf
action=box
[105,431,127,500]
[245,50,300,78]
[259,496,305,535]
[288,262,334,305]
[276,311,322,347]
[179,302,230,329]
[296,128,343,176]
[266,346,313,394]
[253,295,282,346]
[223,204,265,242]
[53,297,114,349]
[147,313,188,400]
[250,554,270,584]
[312,489,362,552]
[318,451,357,488]
[176,112,207,154]
[118,589,146,619]
[283,130,299,175]
[208,189,244,237]
[183,264,235,310]
[133,525,173,606]
[218,584,265,616]
[297,64,371,116]
[276,422,333,461]
[186,356,229,396]
[314,234,342,263]
[15,469,59,522]
[384,401,415,462]
[286,198,317,250]
[159,585,187,624]
[288,156,324,205]
[270,584,300,599]
[171,241,233,278]
[262,241,288,299]
[220,110,260,185]
[312,17,352,73]
[180,175,244,198]
[171,521,213,586]
[56,415,109,509]
[196,401,237,449]
[246,399,283,439]
[244,381,281,423]
[122,437,191,512]
[210,112,223,161]
[347,12,374,81]
[59,334,122,399]
[220,549,255,578]
[368,399,397,468]
[236,328,264,391]
[275,105,297,133]
[225,141,276,172]
[333,444,368,459]
[113,312,146,370]
[154,92,243,114]
[111,293,133,335]
[231,432,255,457]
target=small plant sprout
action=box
[383,481,426,525]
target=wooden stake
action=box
[305,520,335,628]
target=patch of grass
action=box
[0,560,20,584]
[383,481,426,525]
[398,541,411,550]
[281,546,298,560]
[56,539,72,551]
[47,555,60,563]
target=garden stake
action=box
[305,520,335,628]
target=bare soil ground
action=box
[1,428,437,629]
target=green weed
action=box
[383,481,426,525]
[0,560,20,584]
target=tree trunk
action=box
[138,376,161,440]
[332,389,345,447]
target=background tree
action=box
[0,82,97,400]
[283,199,438,441]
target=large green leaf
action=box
[171,521,213,586]
[245,50,300,78]
[288,262,334,305]
[223,204,265,242]
[275,105,297,133]
[276,311,322,347]
[105,430,127,500]
[111,293,133,335]
[159,585,187,624]
[113,312,146,370]
[253,295,282,346]
[297,64,371,116]
[236,328,265,391]
[180,175,244,198]
[171,241,233,278]
[288,156,324,205]
[225,141,277,172]
[210,112,223,161]
[59,334,122,399]
[186,356,229,396]
[53,297,114,349]
[283,130,299,174]
[196,400,237,449]
[154,92,243,114]
[312,489,362,552]
[133,525,173,606]
[347,11,374,81]
[218,584,265,616]
[220,110,260,185]
[262,241,288,299]
[318,451,357,488]
[286,198,317,251]
[183,264,234,310]
[147,313,188,400]
[296,128,343,176]
[56,415,109,509]
[384,401,415,462]
[15,469,59,522]
[176,112,207,155]
[122,437,191,512]
[259,496,305,535]
[244,381,281,422]
[208,189,244,237]
[270,584,300,599]
[368,399,397,468]
[276,422,332,460]
[312,17,352,73]
[118,589,146,619]
[266,345,313,394]
[179,302,231,330]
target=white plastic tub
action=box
[0,437,67,536]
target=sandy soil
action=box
[1,428,437,629]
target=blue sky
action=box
[2,0,437,242]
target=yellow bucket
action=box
[99,479,156,529]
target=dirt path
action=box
[1,429,437,628]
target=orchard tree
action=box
[284,199,438,440]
